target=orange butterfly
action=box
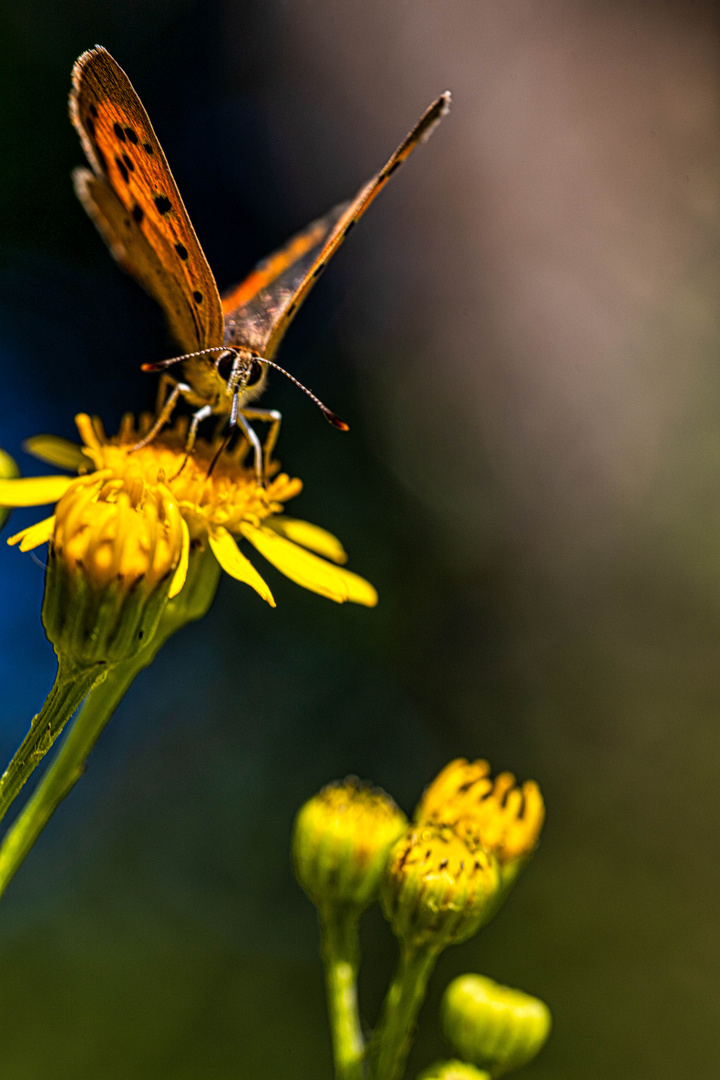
[70,46,450,479]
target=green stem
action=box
[320,905,365,1080]
[0,657,105,825]
[0,549,221,899]
[368,942,439,1080]
[0,651,152,899]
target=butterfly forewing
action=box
[222,203,350,355]
[222,92,451,361]
[70,46,223,355]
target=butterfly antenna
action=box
[142,348,349,431]
[260,357,349,431]
[141,346,231,372]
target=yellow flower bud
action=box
[381,825,500,951]
[442,974,551,1075]
[293,778,407,912]
[418,1062,490,1080]
[41,471,186,666]
[417,759,545,867]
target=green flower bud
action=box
[442,974,551,1075]
[381,825,500,951]
[293,778,407,912]
[417,1062,490,1080]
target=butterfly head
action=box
[214,348,268,402]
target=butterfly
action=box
[70,46,450,480]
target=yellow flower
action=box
[416,759,545,865]
[0,413,378,609]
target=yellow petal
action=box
[209,525,276,607]
[0,448,19,481]
[267,516,348,564]
[74,413,102,450]
[8,515,56,551]
[168,516,190,599]
[242,524,378,607]
[23,435,92,472]
[0,448,19,530]
[0,475,74,507]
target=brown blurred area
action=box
[232,4,720,1075]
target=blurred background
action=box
[2,1,720,1076]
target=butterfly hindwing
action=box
[70,46,223,355]
[222,92,451,361]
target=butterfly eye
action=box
[216,350,236,380]
[246,359,264,388]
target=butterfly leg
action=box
[154,373,176,415]
[205,389,259,481]
[131,379,191,451]
[215,389,264,484]
[168,402,215,481]
[185,404,214,456]
[235,414,264,486]
[239,408,282,484]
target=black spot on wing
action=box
[113,122,126,142]
[86,117,95,139]
[89,103,98,118]
[122,153,134,172]
[132,204,144,223]
[193,291,203,304]
[124,127,138,144]
[143,142,154,155]
[175,242,188,260]
[154,195,172,214]
[115,157,129,183]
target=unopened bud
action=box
[293,777,407,912]
[381,825,500,951]
[417,1062,490,1080]
[442,974,551,1075]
